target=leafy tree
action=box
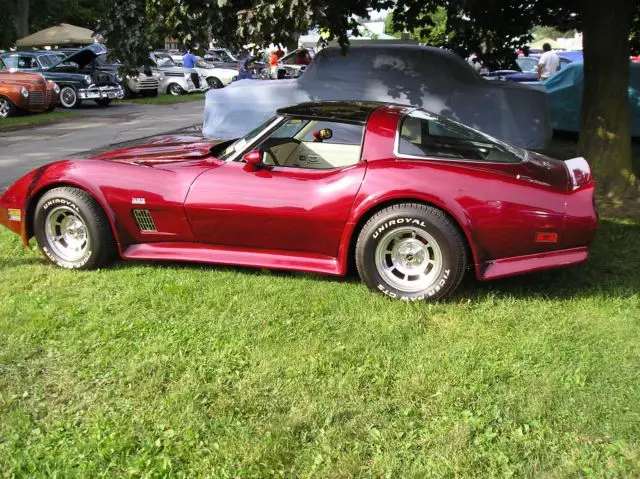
[394,0,639,195]
[532,25,576,41]
[385,7,450,47]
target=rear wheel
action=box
[355,203,467,301]
[207,77,223,89]
[33,187,117,270]
[0,97,16,118]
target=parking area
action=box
[0,100,204,191]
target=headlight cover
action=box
[84,75,92,84]
[53,83,60,94]
[21,87,29,98]
[116,73,123,82]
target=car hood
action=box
[52,43,107,69]
[90,136,222,166]
[0,71,47,85]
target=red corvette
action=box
[0,101,597,301]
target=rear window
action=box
[397,110,525,163]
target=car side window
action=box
[17,56,36,69]
[256,117,365,170]
[398,111,523,163]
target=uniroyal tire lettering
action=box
[377,269,451,301]
[43,198,79,213]
[372,218,427,239]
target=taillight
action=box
[565,157,593,190]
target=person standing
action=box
[537,43,560,80]
[183,48,197,69]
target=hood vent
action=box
[132,209,157,232]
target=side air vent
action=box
[132,209,157,232]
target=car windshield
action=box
[1,56,20,69]
[38,54,65,68]
[155,54,176,67]
[196,60,213,69]
[215,116,280,161]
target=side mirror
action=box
[312,128,333,142]
[243,150,262,166]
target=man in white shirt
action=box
[537,43,560,80]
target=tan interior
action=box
[263,140,361,169]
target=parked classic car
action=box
[0,44,123,108]
[203,48,240,69]
[56,48,161,98]
[0,57,59,118]
[170,55,237,88]
[0,101,597,301]
[151,52,206,95]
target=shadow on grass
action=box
[105,219,639,301]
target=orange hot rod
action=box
[0,57,60,118]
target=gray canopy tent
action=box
[16,23,100,48]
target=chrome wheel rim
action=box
[60,88,76,107]
[207,77,222,88]
[0,98,11,118]
[375,226,443,293]
[45,206,89,262]
[169,84,182,95]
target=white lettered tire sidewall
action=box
[356,204,467,301]
[33,187,117,270]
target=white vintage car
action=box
[151,52,206,96]
[170,55,237,89]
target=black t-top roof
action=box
[276,101,387,124]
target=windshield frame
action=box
[215,116,285,162]
[394,109,528,164]
[154,53,177,68]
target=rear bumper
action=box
[78,85,123,100]
[480,247,589,281]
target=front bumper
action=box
[78,85,124,100]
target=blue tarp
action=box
[526,62,640,137]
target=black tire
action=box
[95,99,112,107]
[207,77,223,89]
[355,203,467,301]
[0,97,16,118]
[167,83,184,96]
[122,82,136,99]
[33,187,117,270]
[59,86,79,108]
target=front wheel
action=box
[167,83,185,96]
[355,203,467,301]
[33,187,117,270]
[0,97,16,118]
[59,86,79,108]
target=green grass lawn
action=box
[121,92,206,105]
[0,218,638,477]
[0,111,77,130]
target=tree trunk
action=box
[578,0,637,196]
[12,0,29,38]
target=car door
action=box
[184,160,366,257]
